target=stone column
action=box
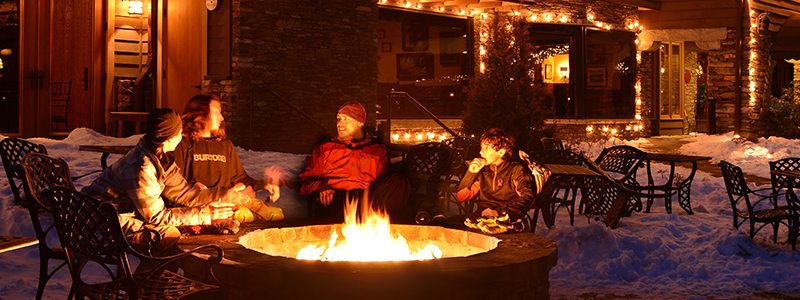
[785,59,800,82]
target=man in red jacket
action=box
[299,101,409,220]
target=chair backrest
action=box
[45,186,130,276]
[540,137,565,150]
[718,160,756,214]
[528,149,584,166]
[0,138,48,205]
[51,80,71,108]
[403,142,452,189]
[20,153,76,246]
[21,153,75,211]
[594,145,645,183]
[444,136,480,173]
[769,158,800,192]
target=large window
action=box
[585,30,636,118]
[529,25,636,119]
[377,9,469,118]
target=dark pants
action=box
[312,171,411,222]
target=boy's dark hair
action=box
[480,128,514,159]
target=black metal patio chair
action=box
[719,160,797,249]
[44,186,225,300]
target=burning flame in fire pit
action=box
[296,198,442,262]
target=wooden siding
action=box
[639,0,740,30]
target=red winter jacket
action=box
[299,134,390,195]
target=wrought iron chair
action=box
[403,142,451,223]
[583,145,646,216]
[769,157,800,207]
[1,137,48,207]
[44,186,225,300]
[525,149,585,232]
[442,136,480,216]
[540,137,565,150]
[51,80,72,132]
[1,138,100,194]
[719,161,797,249]
[19,153,75,300]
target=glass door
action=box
[659,42,683,119]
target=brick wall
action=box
[207,0,378,154]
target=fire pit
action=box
[178,219,558,300]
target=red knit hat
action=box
[338,101,366,124]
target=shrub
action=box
[462,12,550,152]
[765,81,800,138]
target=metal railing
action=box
[382,91,460,146]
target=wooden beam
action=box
[467,1,501,8]
[443,0,479,5]
[602,0,661,11]
[755,0,800,15]
[750,2,797,19]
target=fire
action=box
[296,197,442,262]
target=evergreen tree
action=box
[463,12,549,152]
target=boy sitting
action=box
[456,128,536,233]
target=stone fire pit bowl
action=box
[178,219,558,300]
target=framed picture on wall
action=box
[587,67,606,86]
[397,53,434,80]
[402,23,429,52]
[377,29,386,39]
[544,64,553,80]
[382,42,392,52]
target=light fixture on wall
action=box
[128,0,144,15]
[559,66,569,78]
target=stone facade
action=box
[206,0,378,154]
[743,28,775,138]
[706,29,737,134]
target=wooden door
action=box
[163,0,203,112]
[50,0,96,132]
[19,0,103,137]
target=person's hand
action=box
[319,189,335,206]
[241,185,256,198]
[209,202,235,224]
[481,208,499,218]
[468,157,487,173]
[194,182,208,190]
[265,183,281,202]
[225,183,250,206]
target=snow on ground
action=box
[1,128,799,299]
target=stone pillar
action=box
[785,59,800,82]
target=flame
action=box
[296,197,442,262]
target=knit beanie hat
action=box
[338,101,366,124]
[145,108,182,144]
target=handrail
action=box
[385,91,460,142]
[265,89,327,132]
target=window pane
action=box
[529,25,575,117]
[586,30,636,118]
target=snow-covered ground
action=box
[1,129,799,299]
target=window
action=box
[528,25,636,119]
[585,30,636,118]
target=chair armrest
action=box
[124,227,163,256]
[134,244,224,283]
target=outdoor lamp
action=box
[129,0,143,15]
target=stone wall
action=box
[206,0,378,154]
[684,51,698,134]
[706,29,737,134]
[743,28,774,138]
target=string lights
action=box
[377,0,647,140]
